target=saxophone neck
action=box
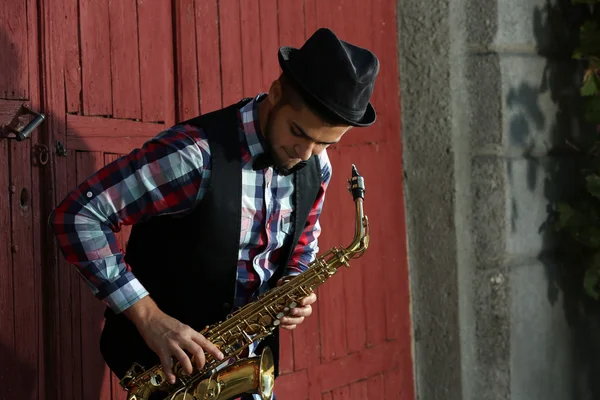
[347,165,369,254]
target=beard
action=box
[261,103,307,176]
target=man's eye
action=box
[290,128,301,137]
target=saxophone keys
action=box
[289,302,297,309]
[276,312,285,319]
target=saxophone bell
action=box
[193,346,275,400]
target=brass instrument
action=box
[120,164,370,400]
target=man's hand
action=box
[123,296,224,384]
[277,278,317,330]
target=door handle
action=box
[0,104,45,142]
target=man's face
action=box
[263,100,351,172]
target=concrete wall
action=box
[398,0,600,399]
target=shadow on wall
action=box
[0,341,37,399]
[507,0,600,398]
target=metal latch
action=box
[0,104,45,142]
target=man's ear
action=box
[268,79,282,106]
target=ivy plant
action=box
[554,0,600,299]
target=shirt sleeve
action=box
[285,150,332,276]
[48,124,211,314]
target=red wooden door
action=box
[0,1,46,399]
[38,0,414,399]
[40,0,175,398]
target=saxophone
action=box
[119,164,370,400]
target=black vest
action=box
[99,99,322,380]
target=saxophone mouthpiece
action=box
[349,164,365,200]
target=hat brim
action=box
[278,47,376,127]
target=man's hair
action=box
[277,73,348,127]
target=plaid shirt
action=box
[50,94,332,314]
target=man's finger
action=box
[291,305,312,317]
[171,346,194,376]
[300,293,317,306]
[192,333,225,361]
[184,342,206,371]
[159,353,177,384]
[282,316,305,325]
[281,324,297,330]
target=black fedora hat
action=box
[278,27,379,127]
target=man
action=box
[49,27,379,399]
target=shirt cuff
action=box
[101,271,150,314]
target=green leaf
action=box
[584,96,600,123]
[587,174,600,199]
[584,268,600,299]
[554,202,576,231]
[581,70,600,96]
[584,253,600,299]
[576,21,600,58]
[582,226,600,248]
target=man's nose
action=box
[295,142,316,161]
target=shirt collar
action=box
[239,93,268,158]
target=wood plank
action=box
[273,369,308,400]
[67,114,164,138]
[279,329,294,374]
[240,0,263,96]
[317,149,348,363]
[278,0,305,50]
[367,374,385,400]
[39,0,70,397]
[293,289,321,385]
[318,271,347,362]
[303,0,318,40]
[0,0,28,99]
[195,0,222,114]
[80,0,112,115]
[332,385,351,400]
[0,100,25,124]
[313,340,401,394]
[77,151,112,400]
[109,0,142,120]
[325,147,386,348]
[63,0,81,113]
[68,136,156,154]
[343,250,367,353]
[58,152,82,400]
[351,0,394,147]
[0,139,16,398]
[174,0,200,121]
[137,0,175,124]
[330,151,367,354]
[218,0,243,106]
[384,367,410,400]
[8,6,38,391]
[258,0,279,89]
[302,297,323,400]
[349,380,368,400]
[25,0,45,396]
